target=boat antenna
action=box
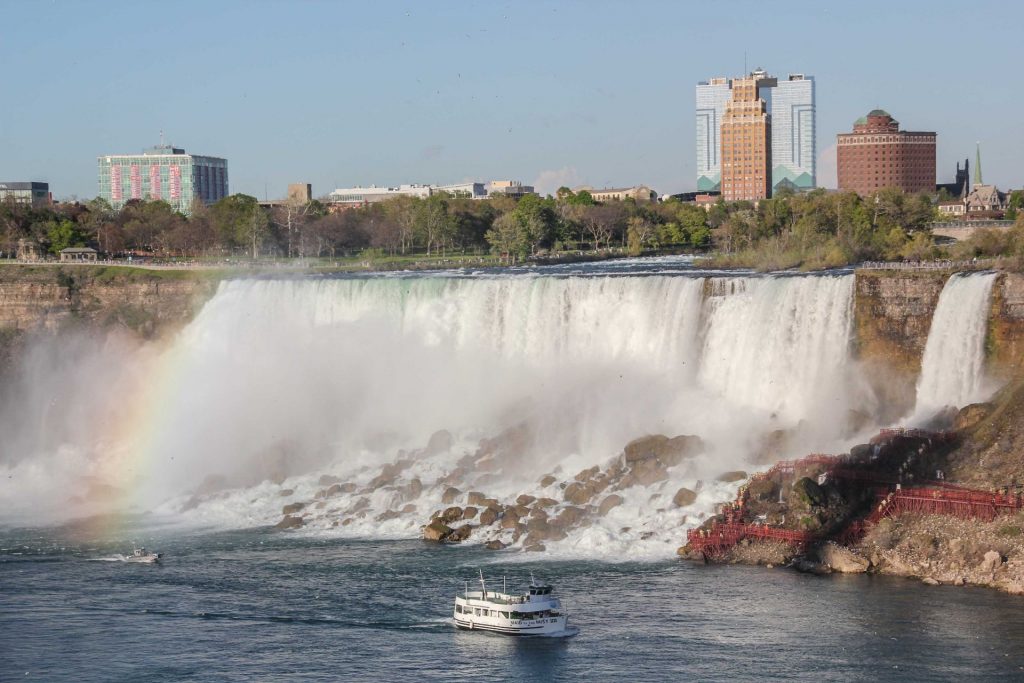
[530,570,536,586]
[503,575,506,595]
[479,568,487,599]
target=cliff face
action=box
[0,266,218,366]
[853,271,948,420]
[852,270,1024,419]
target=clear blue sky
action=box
[1,0,1020,200]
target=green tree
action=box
[46,219,86,254]
[485,213,527,264]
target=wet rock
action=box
[425,429,454,456]
[563,482,592,505]
[716,471,748,483]
[849,443,873,461]
[446,525,473,543]
[534,497,558,508]
[526,517,551,535]
[817,543,869,573]
[539,475,557,488]
[623,434,703,467]
[440,506,464,524]
[516,494,537,506]
[279,489,295,497]
[315,501,326,509]
[639,531,655,540]
[282,502,306,515]
[346,498,370,515]
[500,511,521,529]
[467,491,486,506]
[275,515,304,530]
[341,517,354,527]
[955,403,993,431]
[423,519,453,542]
[791,477,825,507]
[575,466,600,482]
[553,506,587,529]
[632,459,669,487]
[922,577,940,586]
[672,487,698,507]
[746,477,779,503]
[481,498,501,510]
[401,504,417,513]
[318,475,343,487]
[323,483,356,498]
[462,506,479,520]
[598,494,624,516]
[480,507,499,525]
[376,510,402,522]
[485,540,508,550]
[441,487,462,504]
[403,478,423,501]
[524,543,546,553]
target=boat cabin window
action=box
[528,586,552,596]
[455,605,463,614]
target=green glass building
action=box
[97,145,228,215]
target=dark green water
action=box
[2,525,1024,682]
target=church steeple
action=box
[974,142,983,186]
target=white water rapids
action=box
[0,268,1002,558]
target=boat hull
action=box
[452,615,572,637]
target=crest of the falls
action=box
[914,272,998,417]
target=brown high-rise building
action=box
[720,74,773,202]
[836,110,936,196]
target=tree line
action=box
[7,185,1013,270]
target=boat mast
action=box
[479,568,487,599]
[503,575,506,595]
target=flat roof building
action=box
[576,186,657,202]
[836,110,936,196]
[0,181,50,207]
[98,144,228,215]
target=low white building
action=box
[327,180,534,207]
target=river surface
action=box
[3,523,1023,682]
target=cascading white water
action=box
[914,272,998,418]
[0,271,869,551]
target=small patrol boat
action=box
[453,571,578,637]
[124,547,162,563]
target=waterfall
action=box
[914,272,997,417]
[1,271,865,534]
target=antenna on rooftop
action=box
[159,129,165,146]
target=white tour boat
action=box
[453,571,578,637]
[124,547,162,563]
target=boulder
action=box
[279,488,295,497]
[981,550,1003,573]
[423,519,453,542]
[446,525,472,543]
[376,510,401,522]
[849,443,873,462]
[479,507,499,525]
[467,491,486,506]
[575,466,600,482]
[563,482,592,505]
[526,517,551,535]
[672,487,698,507]
[318,474,342,486]
[746,478,778,503]
[817,543,869,573]
[401,504,417,513]
[441,486,462,504]
[485,540,508,550]
[516,494,537,506]
[716,470,748,483]
[539,475,557,488]
[524,543,546,553]
[792,477,825,507]
[500,511,521,529]
[623,434,703,467]
[955,403,993,431]
[632,459,669,487]
[481,498,501,510]
[553,506,587,529]
[534,497,558,508]
[403,478,423,500]
[462,506,479,520]
[282,502,306,515]
[346,498,370,514]
[425,429,454,456]
[275,515,304,530]
[598,494,624,516]
[440,506,464,524]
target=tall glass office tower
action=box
[696,72,815,195]
[695,78,732,192]
[770,74,816,192]
[97,145,228,215]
